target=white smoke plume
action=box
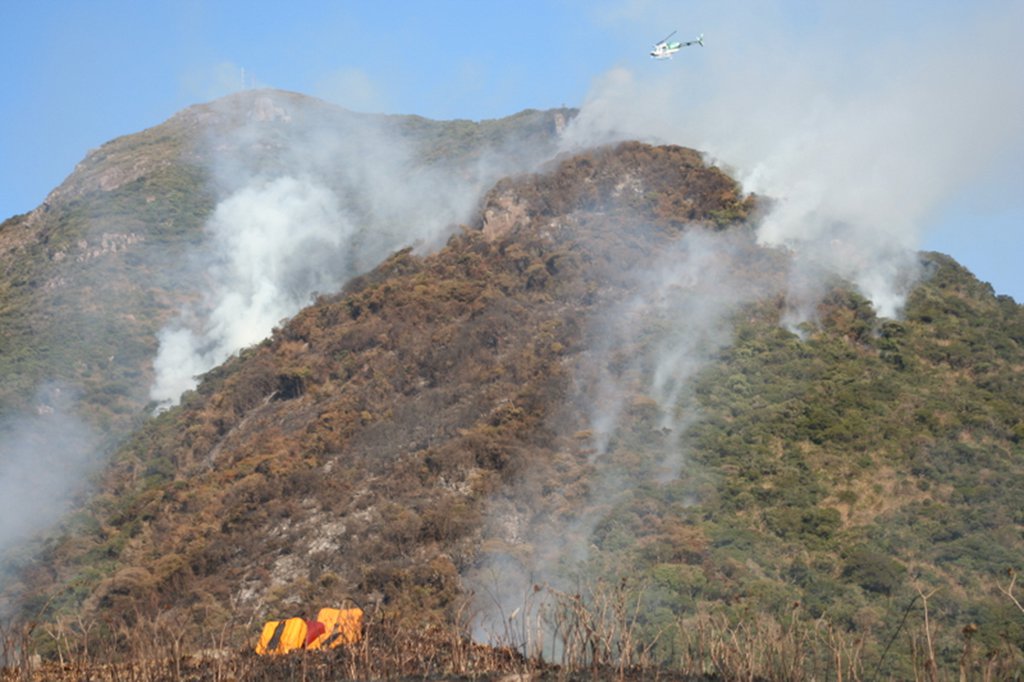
[584,230,767,474]
[562,1,1024,320]
[0,386,96,571]
[471,227,780,649]
[150,175,351,403]
[151,92,561,405]
[472,3,1024,640]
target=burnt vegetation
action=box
[2,129,1023,679]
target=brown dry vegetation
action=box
[4,580,1023,680]
[13,142,756,633]
[4,139,1024,680]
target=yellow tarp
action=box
[308,607,363,649]
[254,617,308,655]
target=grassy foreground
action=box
[3,578,1022,681]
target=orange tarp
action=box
[307,607,363,649]
[254,617,308,655]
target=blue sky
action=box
[3,0,1022,301]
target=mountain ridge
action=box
[1,94,1022,678]
[0,88,574,423]
[11,142,765,625]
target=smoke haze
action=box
[472,1,1024,642]
[151,92,562,405]
[471,224,782,648]
[150,174,351,403]
[0,386,96,573]
[564,1,1024,319]
[583,230,770,473]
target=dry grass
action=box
[3,589,1023,682]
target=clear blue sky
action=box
[3,0,1022,301]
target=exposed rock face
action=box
[95,160,154,192]
[65,232,144,263]
[251,95,293,123]
[476,142,752,235]
[481,189,529,240]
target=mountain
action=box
[0,90,573,579]
[0,89,572,426]
[2,95,1023,679]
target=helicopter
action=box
[650,30,704,59]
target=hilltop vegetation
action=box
[5,137,1022,679]
[0,89,572,435]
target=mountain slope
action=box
[0,89,572,430]
[13,142,754,612]
[11,140,1023,677]
[0,91,575,583]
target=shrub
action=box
[841,547,905,595]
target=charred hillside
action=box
[14,142,758,616]
[10,141,1024,676]
[0,90,574,590]
[0,89,572,433]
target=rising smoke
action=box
[0,385,96,591]
[583,229,770,474]
[150,174,351,403]
[471,228,780,649]
[563,1,1024,321]
[472,1,1024,647]
[150,92,562,405]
